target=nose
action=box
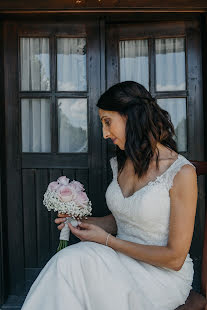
[102,126,110,139]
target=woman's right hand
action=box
[54,213,93,231]
[54,213,117,235]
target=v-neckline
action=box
[115,154,181,200]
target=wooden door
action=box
[3,19,108,297]
[2,17,206,305]
[106,19,205,292]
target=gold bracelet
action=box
[105,233,111,246]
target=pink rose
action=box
[57,185,74,202]
[48,181,61,192]
[57,176,70,186]
[69,180,85,192]
[75,191,89,207]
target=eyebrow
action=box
[100,115,109,121]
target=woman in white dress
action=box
[21,81,197,310]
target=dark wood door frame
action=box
[3,22,24,296]
[0,0,207,12]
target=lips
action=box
[112,138,117,143]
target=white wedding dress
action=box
[21,154,195,310]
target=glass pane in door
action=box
[155,38,186,91]
[21,98,51,152]
[57,38,87,91]
[58,98,88,152]
[119,39,149,90]
[157,98,187,152]
[20,38,50,91]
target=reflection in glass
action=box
[21,99,51,152]
[58,98,88,152]
[57,38,87,91]
[20,38,50,91]
[157,98,187,152]
[119,40,149,90]
[156,38,186,91]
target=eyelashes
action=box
[101,118,111,127]
[105,121,110,126]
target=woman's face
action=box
[98,108,127,150]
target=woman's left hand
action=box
[68,221,109,245]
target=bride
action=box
[21,81,197,310]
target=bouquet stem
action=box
[56,217,81,252]
[57,240,69,252]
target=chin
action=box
[119,145,125,150]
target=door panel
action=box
[106,20,205,291]
[4,20,105,295]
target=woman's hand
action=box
[68,221,109,245]
[54,213,95,231]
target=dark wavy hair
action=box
[96,81,178,178]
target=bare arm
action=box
[94,214,117,235]
[106,165,197,271]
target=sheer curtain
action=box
[56,38,88,152]
[119,39,149,90]
[21,99,51,152]
[20,37,88,153]
[57,38,87,91]
[20,38,51,152]
[58,98,88,153]
[155,38,186,91]
[20,38,50,91]
[157,98,187,152]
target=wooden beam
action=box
[4,22,25,295]
[0,21,6,307]
[0,0,206,12]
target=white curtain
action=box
[21,38,50,91]
[156,38,186,91]
[58,98,88,153]
[157,98,187,152]
[119,39,149,90]
[57,38,87,91]
[21,99,51,152]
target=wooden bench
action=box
[175,160,207,310]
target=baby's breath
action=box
[43,189,92,219]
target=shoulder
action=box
[175,164,197,184]
[109,156,117,166]
[170,158,197,194]
[175,155,197,180]
[109,156,118,176]
[169,160,198,218]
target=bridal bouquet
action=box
[43,176,92,251]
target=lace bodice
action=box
[105,154,196,248]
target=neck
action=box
[152,143,174,161]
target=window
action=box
[20,37,88,153]
[119,36,187,152]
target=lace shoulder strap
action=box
[109,156,118,179]
[109,154,196,190]
[164,154,196,191]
